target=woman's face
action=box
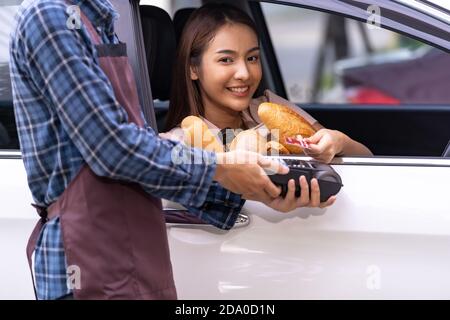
[191,23,262,114]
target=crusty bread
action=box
[181,116,224,153]
[258,102,316,154]
[229,129,267,154]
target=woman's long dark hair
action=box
[165,3,259,131]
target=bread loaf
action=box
[229,129,266,154]
[181,116,224,153]
[258,102,316,154]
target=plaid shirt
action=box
[10,0,244,300]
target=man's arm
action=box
[14,2,216,208]
[185,182,246,230]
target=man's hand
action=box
[213,151,289,204]
[261,176,336,212]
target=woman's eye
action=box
[219,57,233,63]
[248,55,259,62]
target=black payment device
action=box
[269,158,343,203]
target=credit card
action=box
[285,135,310,149]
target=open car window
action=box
[137,0,450,157]
[259,1,450,157]
[261,2,449,105]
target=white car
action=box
[1,0,449,299]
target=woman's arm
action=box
[306,123,373,163]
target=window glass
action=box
[261,2,450,105]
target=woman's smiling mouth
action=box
[227,86,250,97]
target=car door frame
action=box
[113,0,158,131]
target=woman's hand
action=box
[303,128,373,163]
[262,176,336,212]
[302,129,345,163]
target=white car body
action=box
[3,153,450,299]
[167,157,450,299]
[0,152,36,299]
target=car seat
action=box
[173,8,196,43]
[140,5,177,131]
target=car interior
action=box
[139,5,193,132]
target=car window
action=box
[261,2,450,105]
[0,2,21,150]
[140,0,201,132]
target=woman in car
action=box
[163,3,372,164]
[161,3,373,211]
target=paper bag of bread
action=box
[226,129,291,155]
[180,112,299,155]
[257,102,316,154]
[181,116,223,153]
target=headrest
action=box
[140,5,176,101]
[173,8,196,43]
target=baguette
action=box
[258,102,316,154]
[181,116,224,153]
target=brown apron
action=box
[26,7,177,300]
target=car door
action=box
[163,0,450,299]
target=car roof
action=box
[426,0,450,11]
[252,0,449,51]
[393,0,450,24]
